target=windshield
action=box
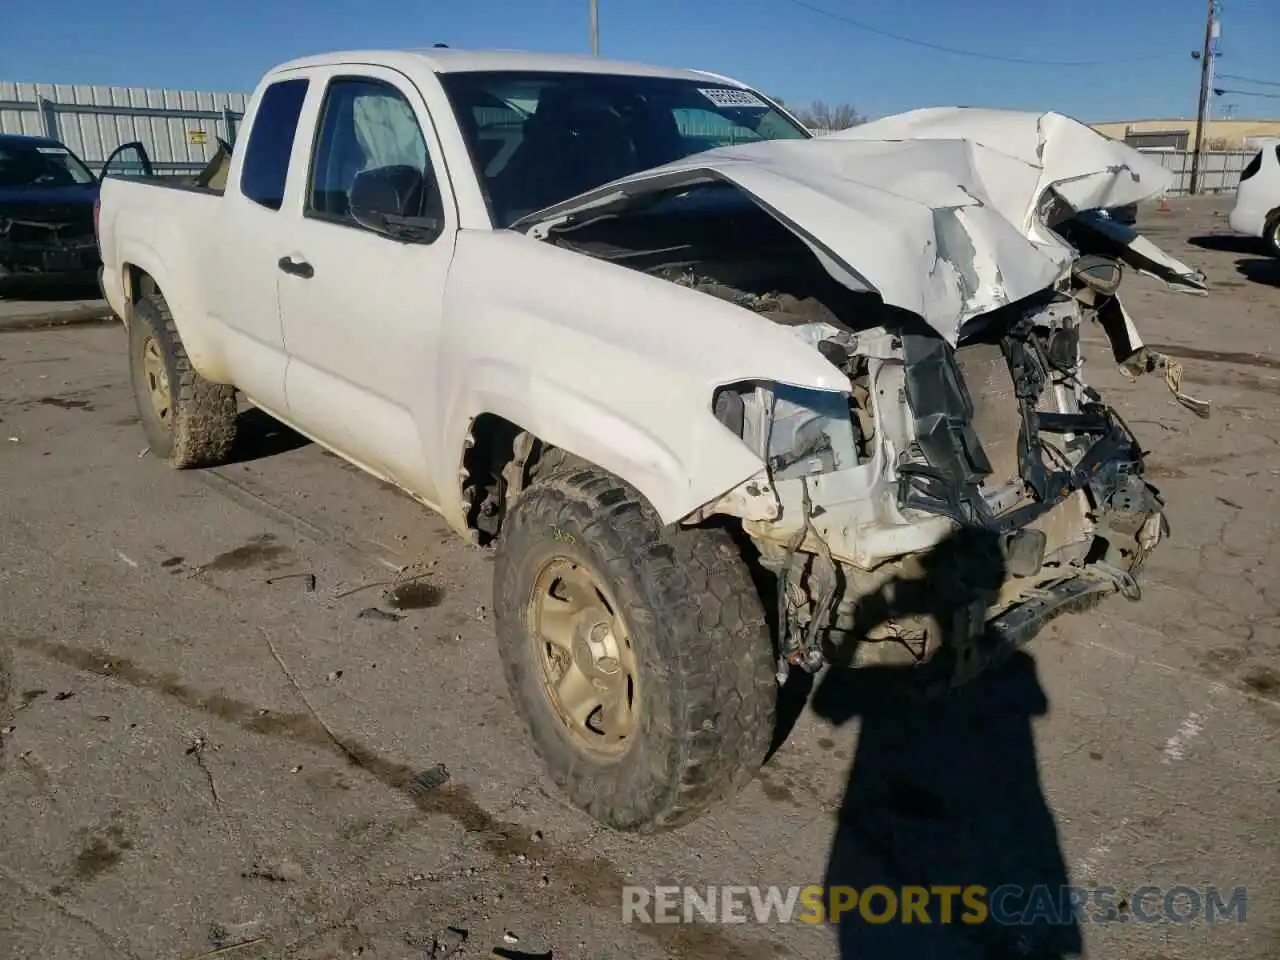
[0,141,96,188]
[439,71,809,228]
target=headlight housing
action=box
[712,381,858,480]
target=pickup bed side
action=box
[99,182,226,372]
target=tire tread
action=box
[132,292,236,468]
[494,465,776,831]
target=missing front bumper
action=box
[940,570,1128,691]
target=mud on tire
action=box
[493,464,777,831]
[128,291,237,467]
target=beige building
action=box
[1090,117,1280,151]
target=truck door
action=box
[214,76,311,415]
[275,66,457,504]
[99,142,153,179]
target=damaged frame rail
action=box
[730,300,1177,692]
[887,320,1167,688]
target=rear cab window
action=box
[240,78,310,210]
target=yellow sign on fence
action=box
[188,129,207,145]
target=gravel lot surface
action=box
[1,196,1277,959]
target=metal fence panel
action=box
[0,81,246,175]
[1137,148,1254,195]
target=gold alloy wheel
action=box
[528,557,639,758]
[142,336,172,425]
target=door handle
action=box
[277,256,314,279]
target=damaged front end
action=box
[711,286,1169,688]
[0,206,99,282]
[519,107,1210,690]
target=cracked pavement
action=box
[0,196,1277,959]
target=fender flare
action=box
[116,238,232,384]
[1265,205,1280,234]
[443,361,766,528]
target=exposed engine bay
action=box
[523,108,1211,687]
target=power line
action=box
[1214,87,1280,100]
[786,0,1181,67]
[1218,73,1280,88]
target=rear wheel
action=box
[493,463,776,831]
[1266,216,1280,258]
[128,291,237,467]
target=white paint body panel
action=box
[1228,144,1280,240]
[835,108,1174,227]
[439,229,850,526]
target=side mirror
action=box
[1072,254,1124,297]
[349,165,433,238]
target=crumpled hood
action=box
[834,107,1170,230]
[518,107,1202,345]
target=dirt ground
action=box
[1,196,1277,960]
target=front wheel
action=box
[1266,216,1280,259]
[492,463,777,832]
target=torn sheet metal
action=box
[833,108,1173,229]
[1096,295,1212,418]
[517,107,1187,345]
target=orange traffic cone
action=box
[1158,197,1171,213]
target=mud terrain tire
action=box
[493,464,776,831]
[128,292,237,467]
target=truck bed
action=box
[96,175,227,353]
[107,176,224,198]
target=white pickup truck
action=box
[97,48,1210,831]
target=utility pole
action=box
[1189,0,1216,195]
[589,0,599,56]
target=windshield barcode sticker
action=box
[698,87,768,109]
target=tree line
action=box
[776,99,866,131]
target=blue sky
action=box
[3,0,1277,121]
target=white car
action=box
[96,49,1209,831]
[1228,143,1280,256]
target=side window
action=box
[307,77,439,227]
[1240,150,1263,182]
[239,78,309,210]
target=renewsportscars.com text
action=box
[622,884,1248,926]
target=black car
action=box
[0,134,151,290]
